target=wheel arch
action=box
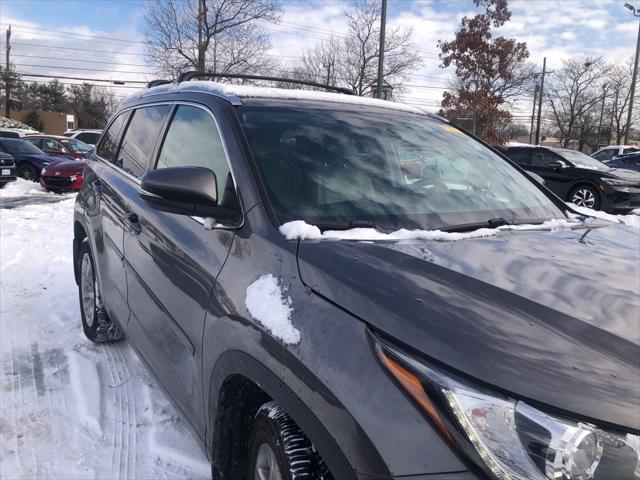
[208,350,359,480]
[73,220,89,285]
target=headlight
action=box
[373,332,640,480]
[41,167,47,175]
[601,177,633,186]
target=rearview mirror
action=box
[139,166,220,217]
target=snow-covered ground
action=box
[1,180,210,480]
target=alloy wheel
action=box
[80,253,96,327]
[571,188,596,208]
[254,443,282,480]
[19,165,36,181]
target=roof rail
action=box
[175,71,355,96]
[147,79,172,88]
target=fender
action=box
[206,348,364,480]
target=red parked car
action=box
[40,158,86,192]
[24,135,91,160]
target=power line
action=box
[0,23,147,46]
[10,53,150,68]
[13,63,153,76]
[0,41,148,57]
[16,71,147,85]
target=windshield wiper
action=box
[441,217,512,233]
[312,220,382,232]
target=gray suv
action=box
[73,73,640,480]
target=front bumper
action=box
[603,184,640,212]
[40,174,84,192]
[0,165,17,184]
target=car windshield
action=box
[239,105,565,231]
[552,148,608,171]
[60,138,91,152]
[0,139,44,155]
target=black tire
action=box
[568,184,601,210]
[17,163,38,182]
[78,240,124,343]
[247,401,332,480]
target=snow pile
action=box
[245,274,300,345]
[0,116,36,131]
[0,196,210,479]
[0,178,48,198]
[279,218,581,242]
[568,203,640,230]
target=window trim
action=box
[96,100,244,230]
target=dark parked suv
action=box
[503,145,640,211]
[73,74,640,480]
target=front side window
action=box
[623,147,639,154]
[118,106,170,178]
[156,105,231,198]
[239,106,565,231]
[531,150,559,167]
[97,113,128,162]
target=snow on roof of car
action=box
[506,141,534,147]
[127,81,426,114]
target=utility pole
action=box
[4,25,11,118]
[376,0,387,99]
[624,9,639,143]
[535,57,547,145]
[596,84,608,149]
[529,83,538,144]
[610,87,620,143]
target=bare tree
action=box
[545,56,607,148]
[142,0,281,77]
[605,59,639,144]
[298,0,422,97]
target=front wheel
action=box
[247,401,332,480]
[78,240,124,343]
[17,163,38,182]
[568,185,601,210]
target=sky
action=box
[0,0,638,120]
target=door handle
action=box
[125,212,141,235]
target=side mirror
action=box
[547,160,566,171]
[140,166,221,217]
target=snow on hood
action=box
[128,81,424,114]
[279,218,582,242]
[245,274,300,345]
[568,203,640,230]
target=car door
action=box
[123,102,239,433]
[88,111,132,326]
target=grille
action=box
[42,176,73,187]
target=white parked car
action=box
[63,129,102,147]
[592,145,639,162]
[0,127,40,139]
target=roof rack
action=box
[147,79,172,88]
[175,71,355,96]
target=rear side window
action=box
[623,148,639,154]
[77,132,100,144]
[156,105,231,197]
[0,131,19,139]
[118,106,170,178]
[97,113,128,162]
[25,138,42,148]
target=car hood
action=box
[44,159,84,175]
[601,167,640,183]
[296,223,640,430]
[13,153,62,164]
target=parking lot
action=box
[1,181,210,480]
